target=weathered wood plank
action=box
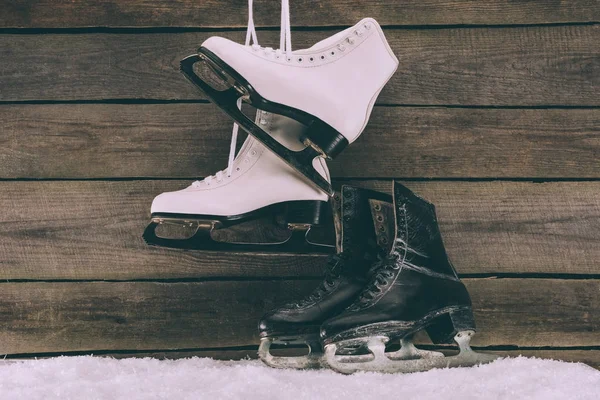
[2,104,599,179]
[0,279,597,354]
[1,181,599,279]
[2,0,599,28]
[1,25,598,105]
[99,349,600,370]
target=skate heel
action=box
[301,122,348,159]
[284,200,329,227]
[425,308,476,345]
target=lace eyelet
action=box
[321,55,325,60]
[331,51,335,56]
[236,167,240,171]
[298,57,303,63]
[309,57,314,62]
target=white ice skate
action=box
[180,1,398,195]
[144,1,334,253]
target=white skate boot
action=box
[181,1,398,195]
[144,1,334,253]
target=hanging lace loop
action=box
[194,0,293,187]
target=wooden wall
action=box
[0,1,598,368]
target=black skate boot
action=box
[321,181,499,374]
[258,185,393,369]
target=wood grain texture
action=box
[1,25,598,105]
[2,104,599,179]
[2,0,599,28]
[97,349,600,370]
[0,279,597,354]
[1,180,599,279]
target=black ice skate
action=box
[258,185,393,369]
[321,182,499,374]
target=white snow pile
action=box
[0,356,598,400]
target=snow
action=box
[0,356,598,400]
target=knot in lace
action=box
[192,170,226,187]
[294,252,351,307]
[357,252,402,303]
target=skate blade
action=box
[258,338,324,370]
[142,217,334,254]
[324,331,500,374]
[180,53,334,196]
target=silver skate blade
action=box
[324,331,500,374]
[258,338,323,370]
[387,338,445,361]
[143,217,334,254]
[151,216,220,230]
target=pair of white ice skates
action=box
[143,0,399,252]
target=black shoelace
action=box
[294,252,351,307]
[356,252,402,304]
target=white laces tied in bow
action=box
[194,0,293,187]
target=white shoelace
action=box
[194,0,292,187]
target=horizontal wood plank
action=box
[2,104,599,179]
[2,1,599,28]
[98,349,600,370]
[1,180,599,279]
[0,279,597,354]
[1,25,598,105]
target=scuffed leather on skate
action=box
[320,182,473,345]
[330,191,343,253]
[339,186,392,266]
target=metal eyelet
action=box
[376,215,383,222]
[309,57,314,62]
[320,55,326,60]
[298,57,303,63]
[236,167,240,171]
[355,29,363,37]
[365,23,371,30]
[250,150,257,156]
[331,51,336,56]
[346,37,355,45]
[374,204,381,211]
